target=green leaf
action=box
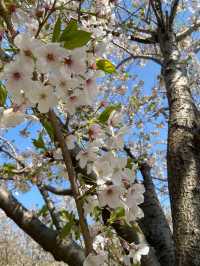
[92,206,102,221]
[0,83,7,107]
[3,163,16,173]
[52,16,62,42]
[108,207,125,224]
[63,30,92,49]
[37,205,48,217]
[98,104,121,124]
[60,222,73,239]
[32,133,46,150]
[60,19,92,49]
[96,59,116,74]
[60,19,78,41]
[60,210,74,222]
[126,158,133,169]
[43,119,55,141]
[147,102,156,112]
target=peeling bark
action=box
[0,187,85,266]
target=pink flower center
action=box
[106,187,114,195]
[24,49,32,57]
[69,95,77,102]
[86,79,92,85]
[64,57,72,66]
[47,53,55,62]
[40,93,47,100]
[60,81,66,87]
[13,72,21,80]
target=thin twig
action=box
[112,42,163,67]
[35,0,58,38]
[38,183,61,231]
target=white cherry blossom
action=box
[26,84,57,113]
[35,43,65,73]
[76,144,98,169]
[93,160,113,185]
[0,108,26,128]
[125,205,144,222]
[1,59,33,93]
[83,195,98,214]
[126,183,145,208]
[14,33,42,65]
[98,185,122,208]
[66,135,77,150]
[64,89,83,114]
[129,244,149,264]
[108,110,123,127]
[61,48,86,75]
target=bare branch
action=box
[169,0,180,27]
[112,42,163,67]
[116,54,163,69]
[0,187,84,266]
[35,0,58,38]
[149,0,164,29]
[131,27,156,35]
[38,184,61,231]
[43,184,73,196]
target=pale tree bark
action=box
[159,29,200,265]
[0,187,85,266]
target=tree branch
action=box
[43,184,73,196]
[113,42,163,67]
[149,0,164,29]
[0,187,84,266]
[130,35,157,44]
[48,109,93,255]
[116,54,163,69]
[169,0,180,27]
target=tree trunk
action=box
[160,30,200,266]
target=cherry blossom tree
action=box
[0,0,199,266]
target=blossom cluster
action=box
[0,33,100,115]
